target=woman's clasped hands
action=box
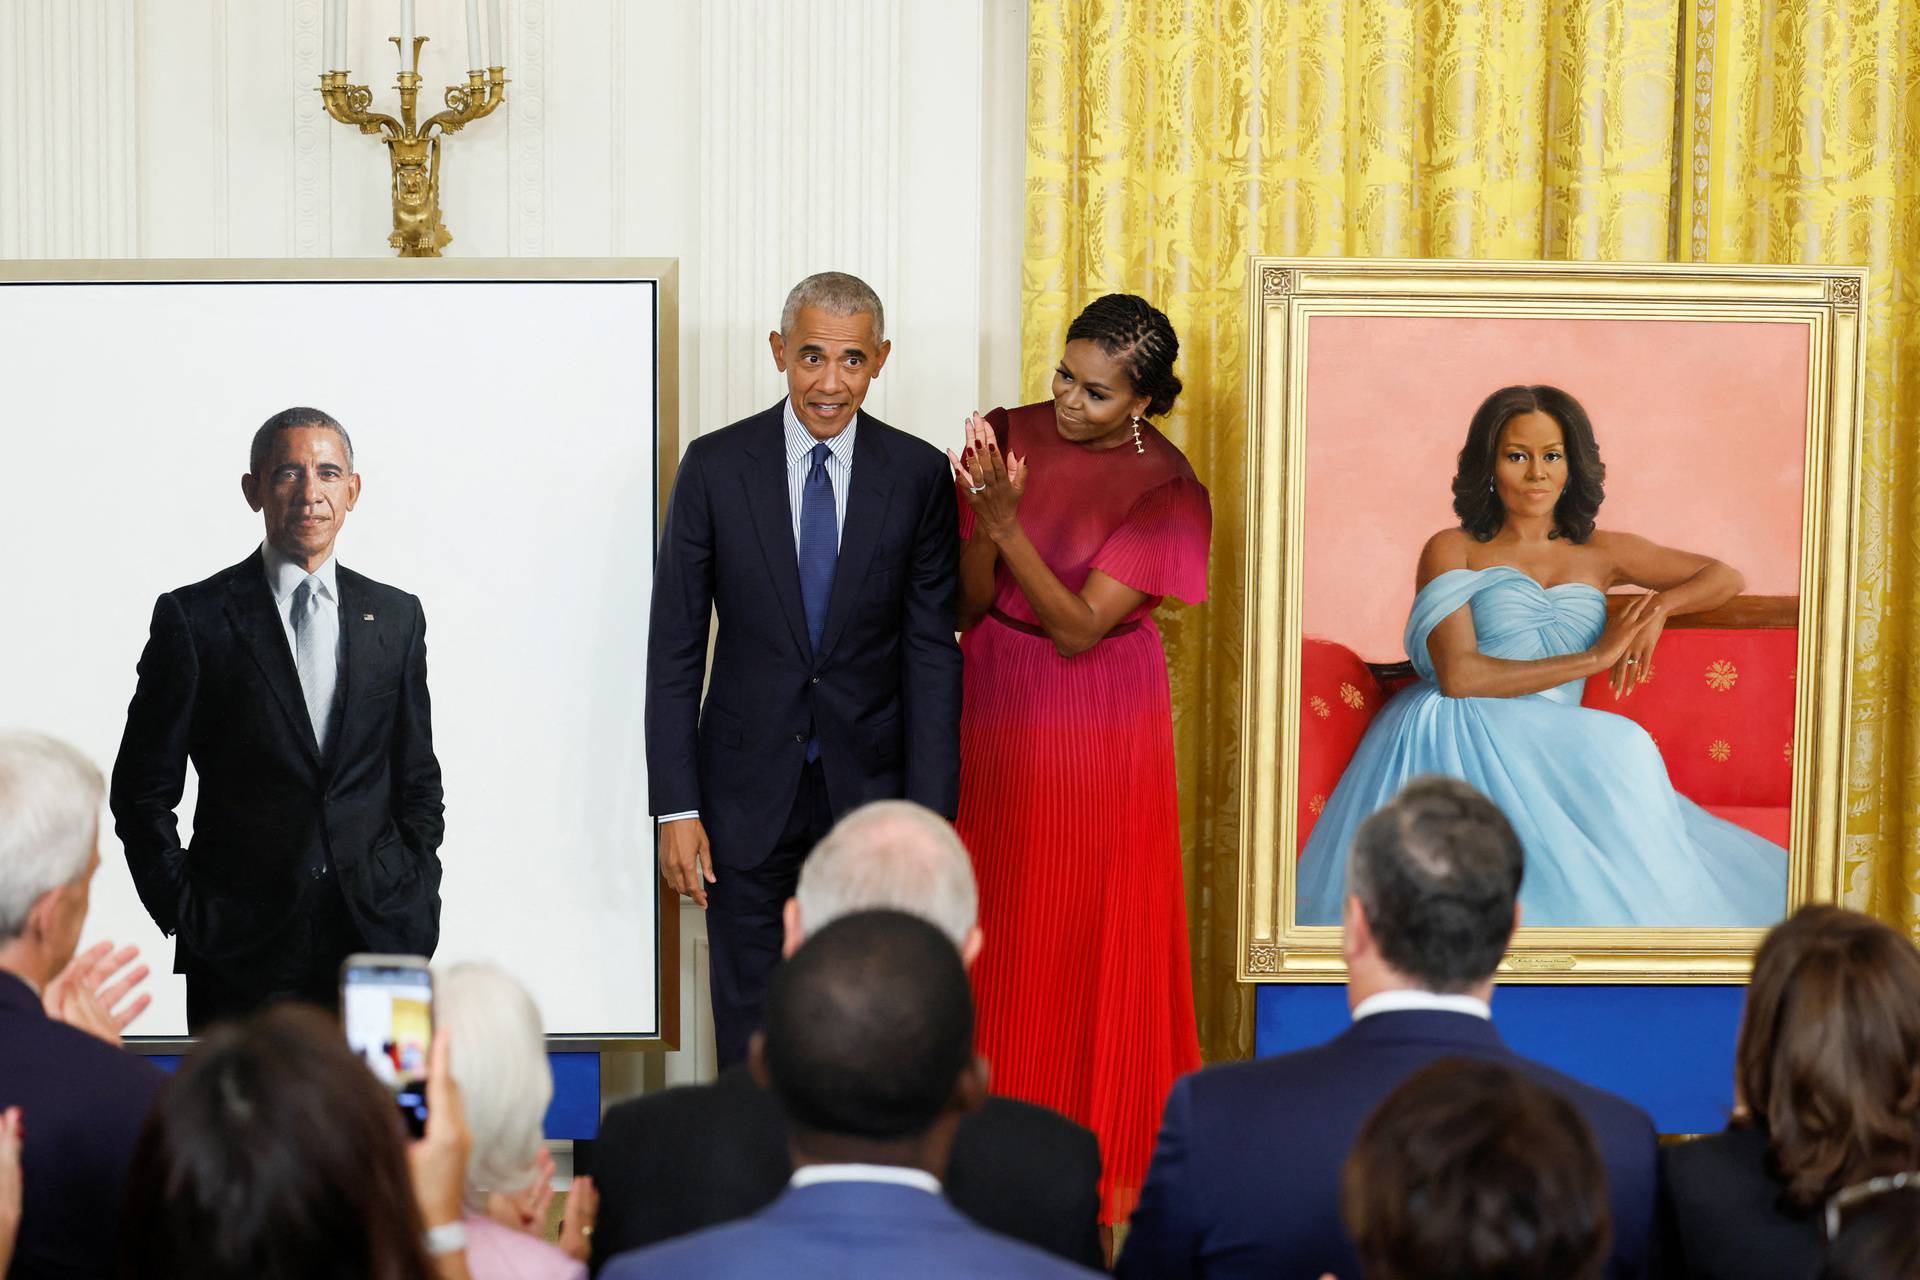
[948,412,1027,540]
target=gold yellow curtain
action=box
[1023,0,1920,1063]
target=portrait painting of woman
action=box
[1294,383,1790,928]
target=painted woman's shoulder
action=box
[1416,527,1472,587]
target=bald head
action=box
[789,802,978,959]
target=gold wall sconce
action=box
[317,2,507,257]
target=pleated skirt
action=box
[956,612,1202,1225]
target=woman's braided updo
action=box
[1064,294,1184,418]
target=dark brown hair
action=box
[117,1005,436,1280]
[1343,1058,1612,1280]
[1451,385,1605,543]
[1063,293,1183,417]
[1735,905,1920,1209]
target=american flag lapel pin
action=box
[362,613,376,621]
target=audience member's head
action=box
[1734,904,1920,1209]
[755,910,985,1174]
[1343,776,1524,1000]
[434,962,550,1209]
[117,1005,437,1280]
[785,800,981,965]
[0,731,104,986]
[1342,1058,1611,1280]
[1821,1181,1920,1280]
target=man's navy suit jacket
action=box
[599,1180,1098,1279]
[644,402,962,866]
[0,970,166,1278]
[1117,1009,1661,1280]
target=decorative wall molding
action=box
[0,0,138,257]
[290,0,330,257]
[508,0,546,256]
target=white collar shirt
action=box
[1351,988,1493,1022]
[261,540,341,658]
[783,398,858,550]
[787,1163,942,1196]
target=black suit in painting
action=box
[110,549,444,1028]
[644,403,962,1063]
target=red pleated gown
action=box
[957,400,1210,1225]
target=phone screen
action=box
[341,957,433,1138]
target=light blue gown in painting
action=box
[1294,566,1788,927]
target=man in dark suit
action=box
[645,271,963,1067]
[602,910,1095,1279]
[111,408,444,1030]
[1118,776,1661,1280]
[0,732,165,1278]
[590,802,1104,1273]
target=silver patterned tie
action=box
[292,575,332,751]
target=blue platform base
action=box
[1255,984,1746,1134]
[152,1051,602,1140]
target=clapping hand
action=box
[43,941,151,1046]
[0,1107,21,1273]
[407,1029,473,1239]
[947,412,1027,540]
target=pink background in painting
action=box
[1302,315,1810,659]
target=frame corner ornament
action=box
[1246,944,1284,976]
[1261,265,1295,301]
[1830,277,1863,309]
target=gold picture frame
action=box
[1237,257,1866,984]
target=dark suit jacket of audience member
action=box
[1660,1124,1823,1280]
[644,402,963,866]
[587,1066,1105,1274]
[0,970,166,1279]
[599,1180,1096,1279]
[1117,1009,1661,1280]
[110,549,445,987]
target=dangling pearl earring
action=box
[1487,481,1495,493]
[1131,416,1145,454]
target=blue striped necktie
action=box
[797,442,838,760]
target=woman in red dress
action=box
[948,294,1210,1224]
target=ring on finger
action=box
[968,483,986,494]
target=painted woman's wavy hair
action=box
[1451,385,1606,543]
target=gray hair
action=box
[433,963,550,1205]
[780,271,886,344]
[249,407,354,476]
[796,801,975,947]
[0,732,103,944]
[1348,776,1525,992]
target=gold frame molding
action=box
[1237,257,1866,984]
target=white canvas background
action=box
[0,274,661,1039]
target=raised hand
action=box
[558,1174,599,1262]
[43,940,152,1045]
[947,412,1027,540]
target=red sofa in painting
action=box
[1296,598,1797,854]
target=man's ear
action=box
[1342,894,1372,964]
[958,925,984,970]
[343,473,361,512]
[768,329,789,372]
[951,1054,989,1115]
[747,1030,773,1090]
[866,337,892,379]
[1508,902,1523,948]
[780,898,804,960]
[19,882,66,947]
[241,472,263,512]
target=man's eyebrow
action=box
[798,341,870,358]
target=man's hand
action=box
[0,1106,22,1271]
[558,1174,599,1261]
[43,941,152,1046]
[660,817,716,909]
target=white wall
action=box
[0,0,1028,1090]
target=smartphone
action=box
[340,953,433,1139]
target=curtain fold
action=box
[1023,0,1915,1065]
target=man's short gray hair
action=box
[780,271,886,344]
[433,962,551,1206]
[796,801,975,946]
[249,406,354,476]
[0,731,103,944]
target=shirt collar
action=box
[261,539,339,606]
[1352,988,1492,1023]
[783,398,859,470]
[788,1163,941,1196]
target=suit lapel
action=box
[742,406,813,659]
[222,550,322,769]
[816,426,895,662]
